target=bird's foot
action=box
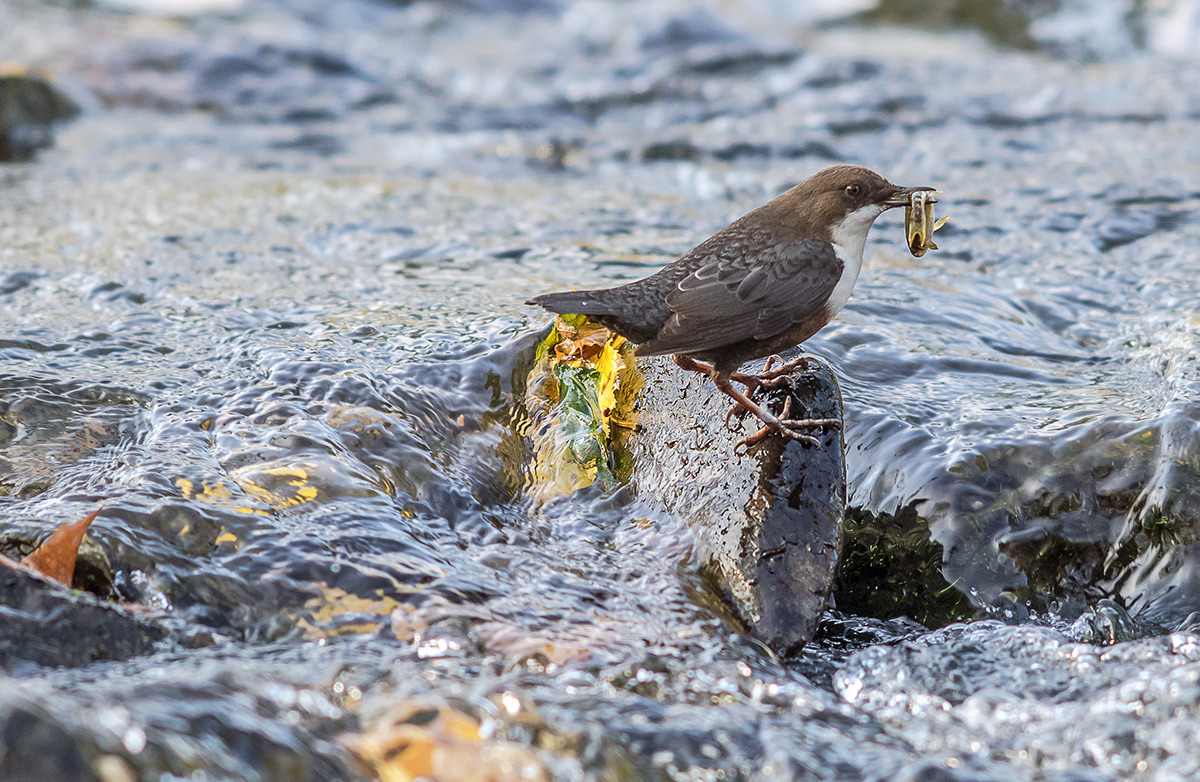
[732,397,841,454]
[702,363,840,453]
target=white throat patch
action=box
[826,203,888,317]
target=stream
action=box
[3,0,1200,779]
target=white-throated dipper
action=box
[528,165,933,447]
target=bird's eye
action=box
[845,184,861,197]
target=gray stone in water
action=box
[629,355,844,656]
[0,563,164,669]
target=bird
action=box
[528,165,933,449]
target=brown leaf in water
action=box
[20,507,100,586]
[552,319,614,364]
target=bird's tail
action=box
[526,290,617,316]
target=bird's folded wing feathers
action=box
[644,239,842,355]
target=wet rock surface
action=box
[631,357,845,656]
[3,0,1200,778]
[0,562,164,669]
[0,647,362,782]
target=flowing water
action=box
[3,0,1200,779]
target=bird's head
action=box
[770,165,934,251]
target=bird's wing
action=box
[642,239,842,356]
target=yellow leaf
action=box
[522,315,642,500]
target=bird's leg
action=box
[729,371,764,393]
[676,355,759,390]
[675,356,763,417]
[673,355,716,376]
[711,376,840,451]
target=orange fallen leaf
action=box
[552,319,614,364]
[20,507,100,586]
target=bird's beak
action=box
[883,185,936,209]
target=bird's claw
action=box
[724,403,749,430]
[731,396,840,453]
[735,425,822,454]
[734,419,839,453]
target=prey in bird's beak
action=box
[902,188,949,257]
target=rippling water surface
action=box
[3,0,1200,778]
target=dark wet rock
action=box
[94,40,394,122]
[0,73,80,162]
[0,271,42,297]
[0,563,164,668]
[1093,204,1187,251]
[642,139,702,162]
[854,0,1041,50]
[629,356,845,656]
